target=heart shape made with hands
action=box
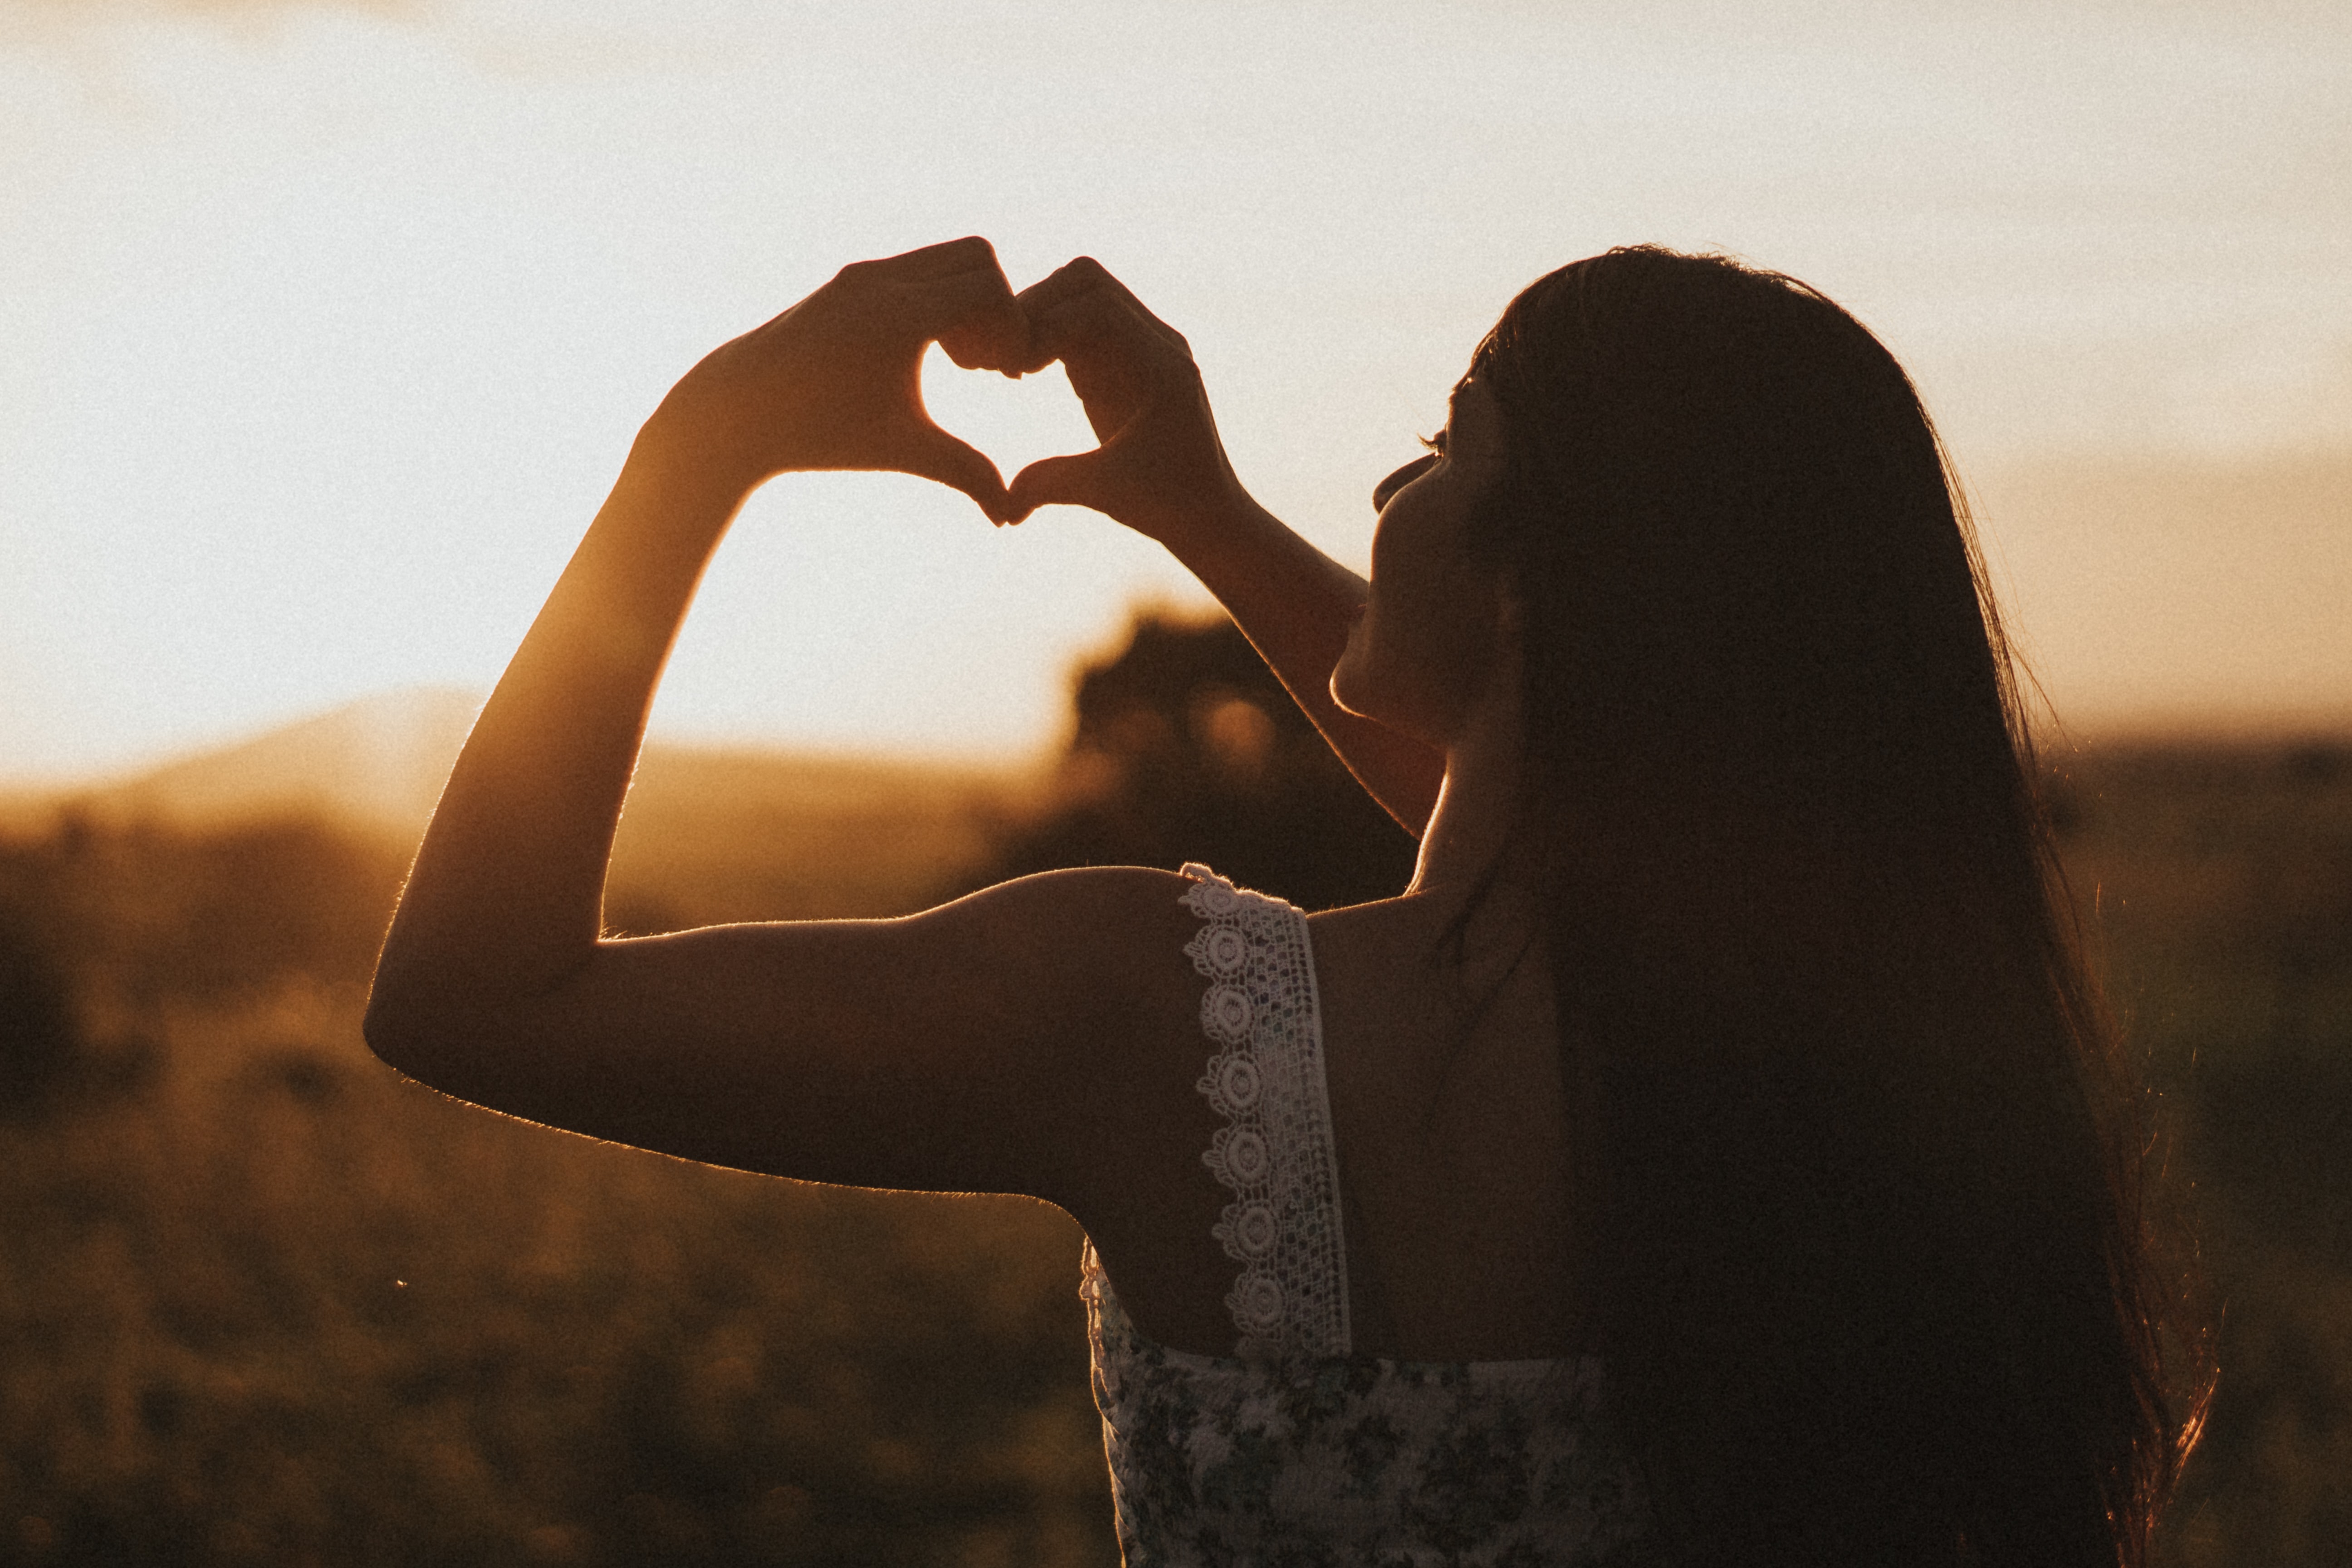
[918,344,1101,505]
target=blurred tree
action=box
[0,903,77,1116]
[982,612,1418,911]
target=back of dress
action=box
[1080,867,1656,1566]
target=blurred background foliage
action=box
[0,610,2346,1565]
[981,613,1418,909]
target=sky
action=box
[1,0,2347,780]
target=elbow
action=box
[362,961,457,1088]
[361,985,425,1082]
[363,950,570,1101]
[362,932,595,1097]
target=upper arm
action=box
[364,866,1203,1201]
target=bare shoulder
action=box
[681,862,1213,1077]
[853,861,1217,1128]
[886,863,1221,1206]
[1302,888,1431,975]
[912,864,1205,997]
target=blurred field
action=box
[0,793,1109,1568]
[2045,739,2352,1565]
[0,640,2347,1563]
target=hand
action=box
[647,236,1030,521]
[1003,258,1245,540]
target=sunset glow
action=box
[2,0,2345,781]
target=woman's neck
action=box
[1407,652,1534,921]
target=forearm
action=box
[368,428,742,1053]
[999,256,1441,827]
[1161,495,1444,836]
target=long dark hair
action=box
[1465,247,2203,1565]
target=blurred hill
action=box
[62,688,487,836]
[0,688,1036,931]
[603,747,1030,931]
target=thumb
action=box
[1006,450,1109,523]
[902,425,1012,524]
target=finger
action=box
[1010,258,1164,375]
[1024,286,1162,378]
[901,425,1014,523]
[907,264,1029,374]
[1006,450,1107,519]
[1014,270,1192,382]
[1004,266,1098,376]
[1024,257,1189,358]
[1011,255,1113,321]
[870,234,1004,282]
[1087,270,1190,358]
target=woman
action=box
[365,237,2200,1564]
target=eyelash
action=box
[1418,432,1448,456]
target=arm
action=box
[363,239,1168,1198]
[1160,492,1445,839]
[1002,259,1445,835]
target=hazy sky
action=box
[2,0,2346,779]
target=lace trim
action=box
[1179,863,1350,1360]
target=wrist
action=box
[622,409,764,524]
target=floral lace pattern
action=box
[1081,1253,1656,1567]
[1179,862,1349,1359]
[1073,866,1656,1564]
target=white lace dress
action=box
[1079,866,1656,1566]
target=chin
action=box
[1331,657,1400,732]
[1334,632,1463,748]
[1341,678,1445,750]
[1328,634,1372,719]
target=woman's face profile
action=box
[1330,378,1511,748]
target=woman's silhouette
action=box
[366,237,2202,1565]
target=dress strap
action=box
[1178,863,1351,1359]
